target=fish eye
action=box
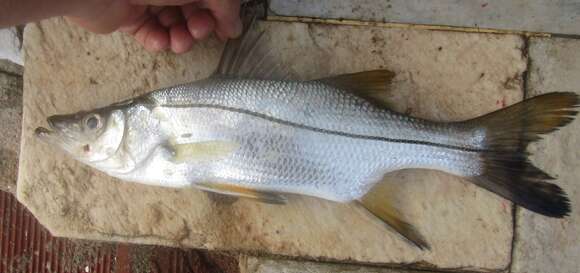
[85,114,101,130]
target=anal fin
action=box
[358,190,430,250]
[196,182,287,205]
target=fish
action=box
[35,18,578,250]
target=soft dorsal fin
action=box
[316,70,397,109]
[213,16,295,80]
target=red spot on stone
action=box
[501,201,509,213]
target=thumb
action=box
[203,0,242,38]
[130,0,199,5]
[69,3,146,34]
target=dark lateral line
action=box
[160,103,485,153]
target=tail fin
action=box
[467,92,579,218]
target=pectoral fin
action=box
[196,182,287,205]
[172,141,240,163]
[359,188,430,250]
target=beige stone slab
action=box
[19,18,526,270]
[511,38,580,273]
[0,59,23,75]
[239,256,433,273]
[0,70,22,194]
[270,0,580,36]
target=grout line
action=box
[0,70,22,79]
[522,37,531,99]
[266,15,552,37]
[507,205,520,273]
[243,251,505,273]
[550,33,580,40]
[506,35,531,273]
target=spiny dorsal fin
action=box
[316,70,397,109]
[214,15,295,80]
[358,183,430,250]
[196,182,287,205]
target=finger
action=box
[134,18,170,52]
[203,0,242,38]
[186,9,216,40]
[180,2,199,19]
[214,28,227,41]
[158,7,183,27]
[68,3,146,34]
[148,6,164,15]
[118,12,149,35]
[130,0,199,6]
[145,25,171,52]
[133,18,155,45]
[169,24,194,53]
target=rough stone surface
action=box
[511,38,580,273]
[270,0,580,35]
[0,59,23,75]
[0,70,22,194]
[0,27,23,65]
[19,18,526,270]
[239,256,432,273]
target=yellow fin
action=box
[317,70,396,109]
[359,186,430,250]
[204,192,240,205]
[172,141,239,163]
[196,182,287,205]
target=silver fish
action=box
[36,20,578,249]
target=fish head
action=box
[35,107,126,163]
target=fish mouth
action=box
[34,127,52,137]
[34,117,58,140]
[34,126,59,144]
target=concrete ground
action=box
[0,27,22,65]
[0,59,22,194]
[2,1,580,272]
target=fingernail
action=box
[190,27,201,39]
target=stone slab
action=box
[19,18,525,270]
[0,27,23,65]
[0,59,23,75]
[0,70,22,194]
[270,0,580,35]
[239,256,433,273]
[511,38,580,273]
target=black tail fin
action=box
[467,92,578,217]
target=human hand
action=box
[67,0,242,54]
